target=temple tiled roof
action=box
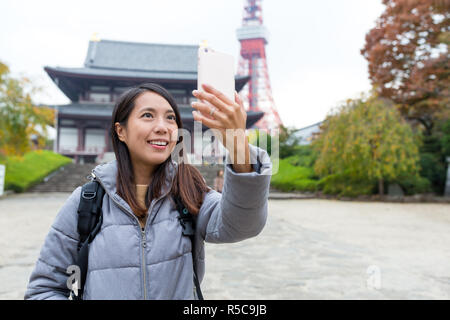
[46,40,201,81]
[44,39,250,102]
[84,40,199,74]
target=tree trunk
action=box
[378,178,384,195]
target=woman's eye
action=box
[168,115,176,120]
[143,112,153,118]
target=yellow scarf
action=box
[135,184,149,228]
[135,184,149,208]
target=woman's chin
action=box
[146,153,170,165]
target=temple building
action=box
[45,39,264,164]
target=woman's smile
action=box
[147,139,169,150]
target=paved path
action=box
[0,192,449,300]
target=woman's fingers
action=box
[191,101,228,123]
[235,91,245,110]
[202,83,235,106]
[192,110,224,130]
[191,85,247,132]
[192,88,233,115]
[234,91,247,124]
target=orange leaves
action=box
[362,0,449,135]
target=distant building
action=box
[293,121,323,145]
[45,39,264,164]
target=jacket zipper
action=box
[90,171,172,300]
[140,189,172,300]
[141,228,147,300]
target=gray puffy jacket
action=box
[24,144,271,300]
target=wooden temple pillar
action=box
[75,122,86,164]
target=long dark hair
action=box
[110,83,209,218]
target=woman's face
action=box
[115,91,178,169]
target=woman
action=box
[24,83,272,300]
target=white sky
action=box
[0,0,384,129]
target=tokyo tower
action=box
[236,0,283,131]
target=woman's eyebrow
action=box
[139,107,175,114]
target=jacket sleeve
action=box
[196,144,272,243]
[24,186,82,300]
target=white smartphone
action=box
[197,46,235,116]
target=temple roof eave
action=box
[44,66,251,102]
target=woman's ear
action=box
[115,122,126,143]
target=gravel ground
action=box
[0,192,449,300]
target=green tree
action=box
[418,118,450,194]
[312,92,422,195]
[0,61,54,157]
[440,119,450,157]
[278,125,302,159]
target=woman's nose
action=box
[153,117,169,134]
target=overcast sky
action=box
[0,0,385,129]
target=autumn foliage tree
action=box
[0,61,55,157]
[312,92,423,196]
[361,0,449,135]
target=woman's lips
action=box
[147,142,168,150]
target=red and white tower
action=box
[236,0,282,131]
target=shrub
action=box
[284,145,318,169]
[317,172,377,197]
[271,158,319,192]
[394,174,432,195]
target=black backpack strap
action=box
[174,195,204,300]
[70,180,104,300]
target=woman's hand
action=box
[191,84,253,173]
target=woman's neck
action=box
[131,159,155,185]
